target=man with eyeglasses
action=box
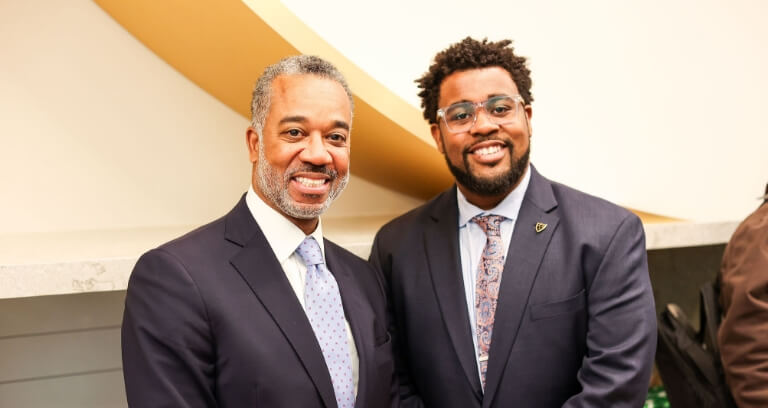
[370,37,656,407]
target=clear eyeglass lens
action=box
[442,96,519,132]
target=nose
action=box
[298,132,333,166]
[470,108,499,136]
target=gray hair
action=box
[250,55,354,134]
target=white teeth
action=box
[295,177,326,187]
[474,145,502,156]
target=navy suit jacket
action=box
[370,166,656,407]
[122,196,397,407]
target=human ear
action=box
[430,123,444,154]
[246,127,260,163]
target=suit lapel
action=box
[325,241,373,407]
[226,198,337,408]
[482,168,560,407]
[424,189,484,400]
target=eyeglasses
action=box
[436,95,525,133]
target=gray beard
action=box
[256,140,348,219]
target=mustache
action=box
[285,164,338,180]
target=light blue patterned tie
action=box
[472,214,506,389]
[296,237,355,408]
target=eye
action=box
[327,133,347,143]
[491,105,511,114]
[285,128,303,137]
[444,103,474,123]
[487,97,516,116]
[451,112,471,121]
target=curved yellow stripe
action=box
[92,0,679,223]
[94,0,453,199]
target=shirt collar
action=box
[457,163,532,227]
[245,185,325,263]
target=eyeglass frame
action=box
[436,95,527,133]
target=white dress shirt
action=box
[245,186,359,393]
[456,164,531,382]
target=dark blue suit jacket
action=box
[122,196,397,407]
[370,166,656,407]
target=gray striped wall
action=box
[0,292,127,408]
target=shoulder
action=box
[730,203,768,243]
[375,188,453,239]
[132,214,238,285]
[530,173,644,257]
[553,181,635,219]
[157,215,230,261]
[539,175,640,232]
[723,204,768,274]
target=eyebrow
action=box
[278,116,350,131]
[278,115,307,125]
[446,94,512,106]
[332,120,350,131]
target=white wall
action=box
[0,0,422,236]
[282,0,768,222]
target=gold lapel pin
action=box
[535,222,547,233]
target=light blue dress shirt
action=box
[456,164,531,382]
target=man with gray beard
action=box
[122,55,397,408]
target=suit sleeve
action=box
[369,232,425,408]
[562,214,657,408]
[717,206,768,408]
[122,248,218,408]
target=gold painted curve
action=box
[92,0,680,223]
[93,0,453,199]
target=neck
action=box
[457,184,509,210]
[292,217,319,235]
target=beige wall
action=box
[283,0,768,222]
[0,0,422,236]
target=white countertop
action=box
[0,216,739,299]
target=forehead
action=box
[267,74,352,121]
[438,66,519,107]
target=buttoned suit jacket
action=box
[122,196,397,407]
[370,166,657,408]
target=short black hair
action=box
[416,37,533,124]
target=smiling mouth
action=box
[473,144,503,156]
[293,176,328,187]
[466,140,510,162]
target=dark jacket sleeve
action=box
[122,248,218,408]
[718,204,768,408]
[369,231,425,408]
[562,214,657,407]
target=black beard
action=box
[443,141,530,197]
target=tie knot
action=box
[472,214,505,237]
[296,237,324,266]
